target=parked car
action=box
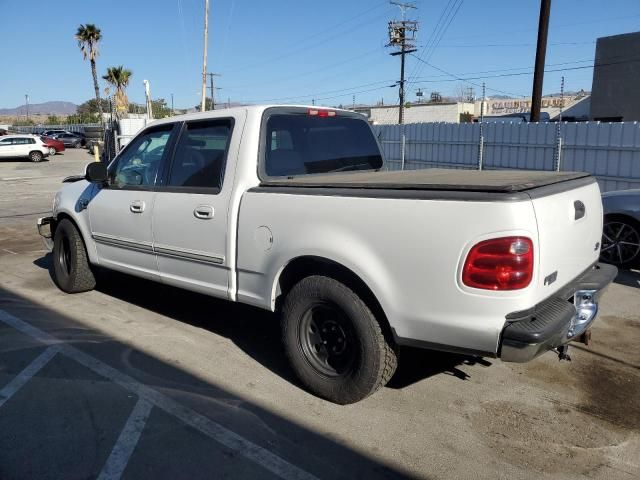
[41,136,65,156]
[0,135,49,162]
[51,132,84,148]
[601,189,640,269]
[37,105,616,404]
[43,130,87,146]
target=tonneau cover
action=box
[261,169,591,193]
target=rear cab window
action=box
[260,108,382,178]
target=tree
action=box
[102,66,132,118]
[77,98,110,117]
[75,24,104,124]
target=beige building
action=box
[362,102,474,124]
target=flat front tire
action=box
[282,275,397,404]
[52,219,96,293]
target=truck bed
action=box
[260,169,591,194]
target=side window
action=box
[167,119,233,191]
[108,125,174,188]
[28,138,36,144]
[0,138,12,145]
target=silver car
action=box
[601,189,640,268]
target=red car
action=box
[41,136,65,156]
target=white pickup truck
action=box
[38,105,617,404]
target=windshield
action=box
[263,113,383,177]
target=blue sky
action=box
[0,0,639,109]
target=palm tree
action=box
[75,24,104,123]
[102,66,133,118]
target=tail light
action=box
[462,237,533,290]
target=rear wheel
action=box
[48,147,56,156]
[52,219,96,293]
[29,151,43,162]
[601,216,640,269]
[281,275,397,404]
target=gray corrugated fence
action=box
[373,122,640,192]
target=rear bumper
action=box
[500,262,618,362]
[37,216,55,251]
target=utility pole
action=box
[478,82,486,170]
[171,93,174,116]
[25,94,29,122]
[530,0,551,122]
[200,0,210,112]
[387,2,418,124]
[206,73,222,110]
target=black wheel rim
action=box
[58,235,72,275]
[298,303,357,377]
[601,221,640,265]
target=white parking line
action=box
[0,309,318,480]
[97,398,154,480]
[2,249,18,255]
[0,345,58,408]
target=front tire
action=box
[282,276,397,404]
[29,151,43,162]
[48,147,56,156]
[52,219,96,293]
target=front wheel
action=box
[281,275,397,404]
[52,219,96,293]
[29,151,43,162]
[48,147,56,156]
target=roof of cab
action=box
[146,104,358,127]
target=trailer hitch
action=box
[555,345,571,361]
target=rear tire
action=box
[281,275,397,404]
[52,219,96,293]
[29,151,43,162]
[48,147,56,156]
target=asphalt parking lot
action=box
[0,149,639,480]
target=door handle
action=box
[130,200,145,213]
[194,205,214,219]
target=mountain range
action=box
[0,101,78,116]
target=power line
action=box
[240,79,396,104]
[227,4,392,74]
[408,54,640,95]
[405,0,457,83]
[444,13,640,41]
[409,0,465,85]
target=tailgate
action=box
[531,178,603,299]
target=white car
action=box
[0,135,49,162]
[37,105,616,404]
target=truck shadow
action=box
[34,254,490,391]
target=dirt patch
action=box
[471,399,632,475]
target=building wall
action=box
[368,102,473,124]
[590,31,640,121]
[474,95,590,120]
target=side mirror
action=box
[85,162,108,183]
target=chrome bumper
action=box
[500,263,618,363]
[36,216,55,251]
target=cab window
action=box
[108,125,174,188]
[166,119,233,192]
